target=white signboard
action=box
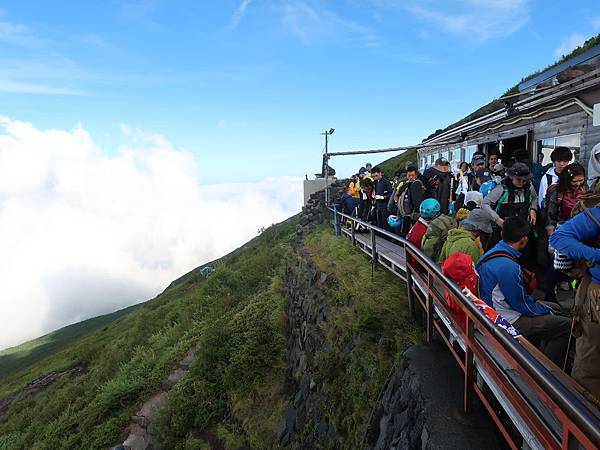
[594,103,600,127]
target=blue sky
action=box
[1,0,599,182]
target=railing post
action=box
[406,261,415,318]
[370,227,377,279]
[351,219,356,246]
[333,205,340,237]
[426,272,433,343]
[464,315,474,413]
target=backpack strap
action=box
[583,207,600,230]
[478,251,517,267]
[546,173,553,189]
[494,187,510,213]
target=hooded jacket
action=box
[588,142,600,189]
[476,240,550,323]
[550,206,600,284]
[438,228,482,265]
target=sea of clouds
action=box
[0,117,303,350]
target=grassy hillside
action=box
[377,148,418,176]
[0,218,419,449]
[0,304,142,380]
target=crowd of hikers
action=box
[337,143,600,404]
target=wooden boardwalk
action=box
[336,222,597,450]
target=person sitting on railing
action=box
[372,166,393,230]
[438,208,493,265]
[477,216,571,366]
[550,201,600,402]
[407,198,440,254]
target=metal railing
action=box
[329,207,600,450]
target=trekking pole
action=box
[563,316,577,372]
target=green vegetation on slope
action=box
[424,32,600,142]
[302,226,421,447]
[0,304,141,380]
[0,217,422,450]
[0,219,297,450]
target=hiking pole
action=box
[563,316,577,372]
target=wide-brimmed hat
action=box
[461,208,493,234]
[507,162,532,181]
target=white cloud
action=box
[555,33,586,57]
[399,0,530,42]
[279,1,383,47]
[0,117,303,350]
[0,20,47,47]
[0,79,85,95]
[228,0,254,31]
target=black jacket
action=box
[423,167,452,214]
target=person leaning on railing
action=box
[477,216,571,367]
[550,202,600,402]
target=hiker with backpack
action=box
[438,208,494,265]
[483,162,538,260]
[542,163,587,302]
[538,146,574,208]
[421,212,457,262]
[424,157,453,214]
[550,199,600,401]
[478,216,572,366]
[406,198,440,252]
[394,164,426,236]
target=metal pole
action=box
[333,205,340,236]
[464,316,474,413]
[325,132,329,207]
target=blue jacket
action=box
[550,207,600,284]
[340,193,358,215]
[476,241,550,323]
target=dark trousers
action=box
[513,313,571,366]
[376,207,390,231]
[545,256,570,302]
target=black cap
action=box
[435,157,450,166]
[508,162,532,180]
[471,155,485,165]
[474,168,492,182]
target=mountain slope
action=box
[0,304,141,381]
[0,207,419,449]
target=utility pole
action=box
[321,128,335,205]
